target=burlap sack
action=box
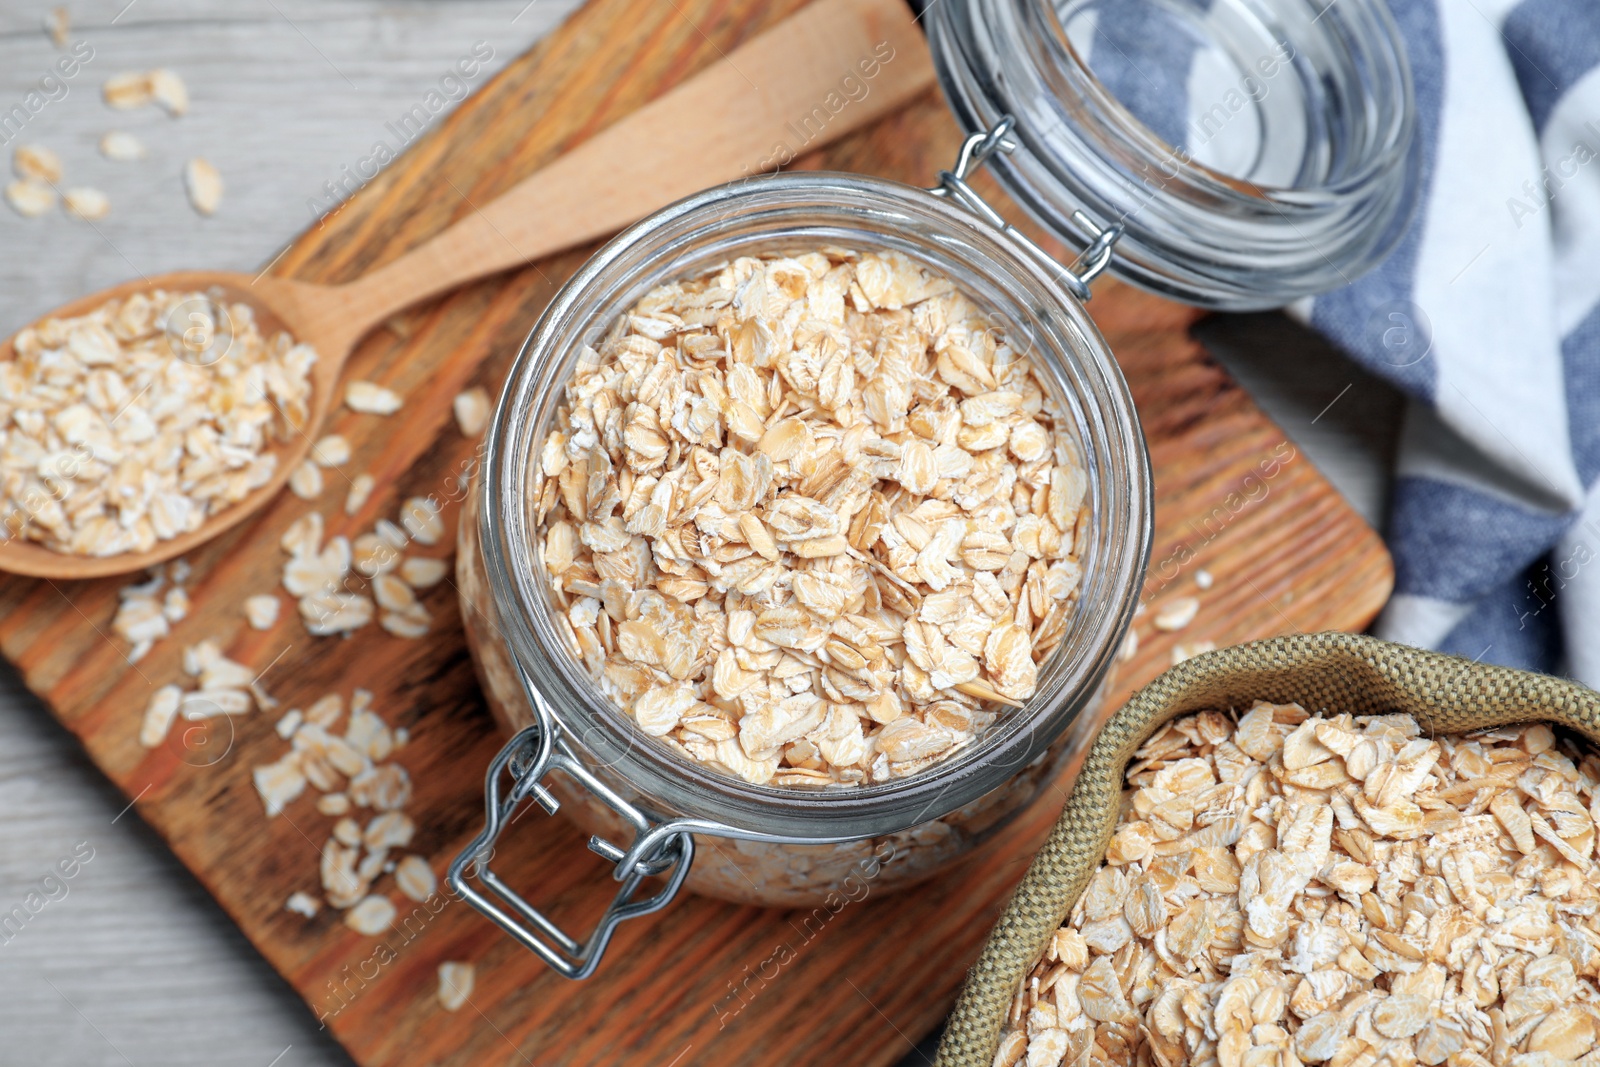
[935,631,1600,1066]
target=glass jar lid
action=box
[925,0,1420,310]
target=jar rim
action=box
[481,170,1152,840]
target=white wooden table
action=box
[0,3,1399,1064]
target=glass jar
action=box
[451,165,1150,977]
[449,0,1416,978]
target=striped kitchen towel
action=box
[1085,0,1600,687]
[1305,0,1600,688]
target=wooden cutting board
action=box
[0,1,1393,1065]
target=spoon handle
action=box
[334,0,934,336]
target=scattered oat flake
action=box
[184,157,222,216]
[332,817,362,847]
[150,68,188,116]
[453,387,491,437]
[399,496,443,545]
[353,532,398,577]
[400,557,448,588]
[1195,568,1214,590]
[63,187,109,220]
[1153,596,1199,632]
[1169,639,1215,665]
[103,71,152,109]
[252,752,307,816]
[181,688,251,719]
[345,895,397,935]
[14,144,62,183]
[114,572,178,660]
[364,811,414,850]
[5,179,55,218]
[322,841,365,908]
[245,595,280,630]
[395,855,436,902]
[346,381,402,415]
[372,574,417,614]
[316,792,350,816]
[99,131,145,162]
[184,639,220,678]
[45,7,69,48]
[374,520,406,551]
[289,460,324,500]
[285,891,320,918]
[163,586,189,622]
[437,962,474,1012]
[380,610,429,639]
[345,474,376,515]
[139,684,182,747]
[302,591,374,636]
[311,434,350,467]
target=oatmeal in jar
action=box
[534,249,1089,788]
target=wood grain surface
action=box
[0,1,1393,1065]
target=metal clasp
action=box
[928,115,1122,303]
[446,689,694,980]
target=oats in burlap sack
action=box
[996,703,1600,1067]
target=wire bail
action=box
[447,670,862,977]
[928,115,1121,303]
[445,685,695,979]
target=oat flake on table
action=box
[103,71,153,109]
[345,381,402,415]
[344,894,396,935]
[345,473,376,514]
[63,187,109,221]
[453,387,491,437]
[536,249,1089,788]
[112,558,191,660]
[250,687,422,924]
[99,131,145,162]
[184,157,222,216]
[437,961,474,1012]
[149,68,189,116]
[5,179,55,218]
[13,144,62,184]
[277,499,440,640]
[44,7,69,48]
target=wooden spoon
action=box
[0,0,934,580]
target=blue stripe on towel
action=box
[1563,300,1600,485]
[1437,562,1566,675]
[1309,0,1446,398]
[1088,1,1212,152]
[1388,476,1575,601]
[1502,0,1600,134]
